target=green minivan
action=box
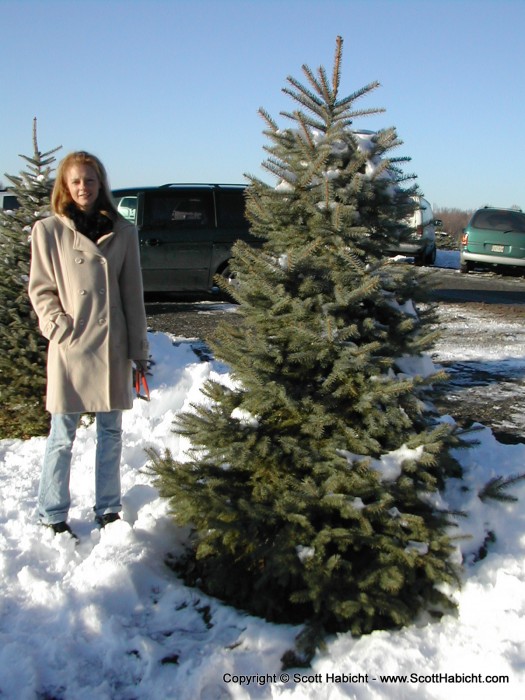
[112,184,256,293]
[460,207,525,274]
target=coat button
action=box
[79,319,85,326]
[99,288,105,295]
[75,257,84,264]
[79,289,87,295]
[98,317,106,325]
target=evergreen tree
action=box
[0,119,61,438]
[149,38,462,658]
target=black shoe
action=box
[95,512,121,528]
[48,521,79,541]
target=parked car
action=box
[0,189,20,211]
[112,184,256,294]
[388,195,440,266]
[460,207,525,273]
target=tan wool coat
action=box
[29,214,149,414]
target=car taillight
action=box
[461,232,468,247]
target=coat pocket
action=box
[46,313,73,344]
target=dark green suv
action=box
[460,207,525,273]
[112,184,256,293]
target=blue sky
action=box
[1,0,524,211]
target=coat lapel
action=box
[57,214,116,254]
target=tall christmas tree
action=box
[0,119,61,438]
[150,38,462,658]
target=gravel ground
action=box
[145,297,238,339]
[145,297,525,444]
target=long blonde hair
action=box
[52,151,118,218]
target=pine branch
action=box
[332,35,343,96]
[478,473,525,503]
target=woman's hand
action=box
[133,359,149,373]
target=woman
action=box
[29,151,149,537]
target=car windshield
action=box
[472,209,525,233]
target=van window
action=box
[420,198,433,225]
[471,209,525,233]
[1,194,20,211]
[217,188,249,228]
[144,190,214,228]
[116,196,138,223]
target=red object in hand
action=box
[134,367,150,401]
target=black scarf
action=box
[65,203,114,243]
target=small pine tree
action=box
[149,38,462,655]
[0,118,61,438]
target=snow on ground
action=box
[1,267,525,699]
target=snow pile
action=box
[1,323,524,699]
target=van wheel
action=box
[219,265,235,285]
[424,245,437,265]
[460,261,472,274]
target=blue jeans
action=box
[38,411,123,525]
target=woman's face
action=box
[66,163,101,212]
